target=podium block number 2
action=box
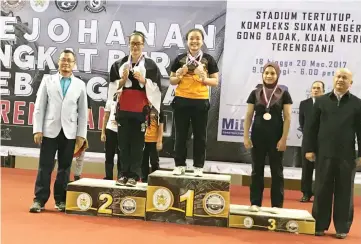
[98,193,113,215]
[179,190,194,217]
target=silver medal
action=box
[141,123,146,132]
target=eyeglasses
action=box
[59,58,75,63]
[130,42,143,47]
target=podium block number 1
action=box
[180,190,194,217]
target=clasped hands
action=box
[120,67,145,86]
[176,64,206,82]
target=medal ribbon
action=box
[128,54,144,72]
[186,50,203,66]
[262,86,277,111]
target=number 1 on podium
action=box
[179,190,194,217]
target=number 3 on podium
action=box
[268,218,276,230]
[179,190,194,217]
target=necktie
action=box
[60,77,71,96]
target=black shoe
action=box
[74,175,81,181]
[335,233,347,239]
[116,176,127,186]
[300,194,312,202]
[103,177,113,180]
[29,201,44,213]
[55,202,66,212]
[315,231,325,236]
[126,178,137,187]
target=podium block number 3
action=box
[268,218,276,231]
[179,190,194,217]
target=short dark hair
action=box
[129,30,146,43]
[60,49,76,60]
[312,80,325,91]
[186,28,204,40]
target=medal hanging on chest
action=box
[262,86,277,121]
[128,54,144,74]
[263,112,272,120]
[186,51,203,71]
[141,122,146,132]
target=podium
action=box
[65,178,147,219]
[229,204,315,235]
[63,172,316,236]
[145,170,231,227]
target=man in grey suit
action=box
[30,50,88,213]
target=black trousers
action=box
[141,142,160,182]
[250,141,284,208]
[173,106,208,168]
[104,129,121,179]
[34,130,76,204]
[312,157,356,233]
[301,147,314,196]
[117,118,145,180]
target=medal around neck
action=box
[262,86,277,121]
[263,112,272,120]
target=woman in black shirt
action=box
[243,62,292,210]
[109,31,162,186]
[169,28,219,177]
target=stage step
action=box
[229,204,315,235]
[65,178,147,219]
[146,170,231,227]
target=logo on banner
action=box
[286,220,299,233]
[2,0,26,12]
[221,118,249,136]
[1,128,12,141]
[76,193,92,211]
[120,198,137,214]
[55,0,78,12]
[243,217,254,228]
[203,192,225,215]
[30,0,49,12]
[152,187,173,211]
[84,0,106,13]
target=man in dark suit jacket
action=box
[304,68,361,239]
[299,81,325,202]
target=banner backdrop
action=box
[1,1,359,167]
[1,0,230,160]
[218,1,361,148]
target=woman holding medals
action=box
[109,31,162,186]
[169,28,219,177]
[243,62,292,210]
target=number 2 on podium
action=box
[179,190,194,217]
[268,218,276,230]
[98,193,113,214]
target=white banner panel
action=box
[218,1,361,147]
